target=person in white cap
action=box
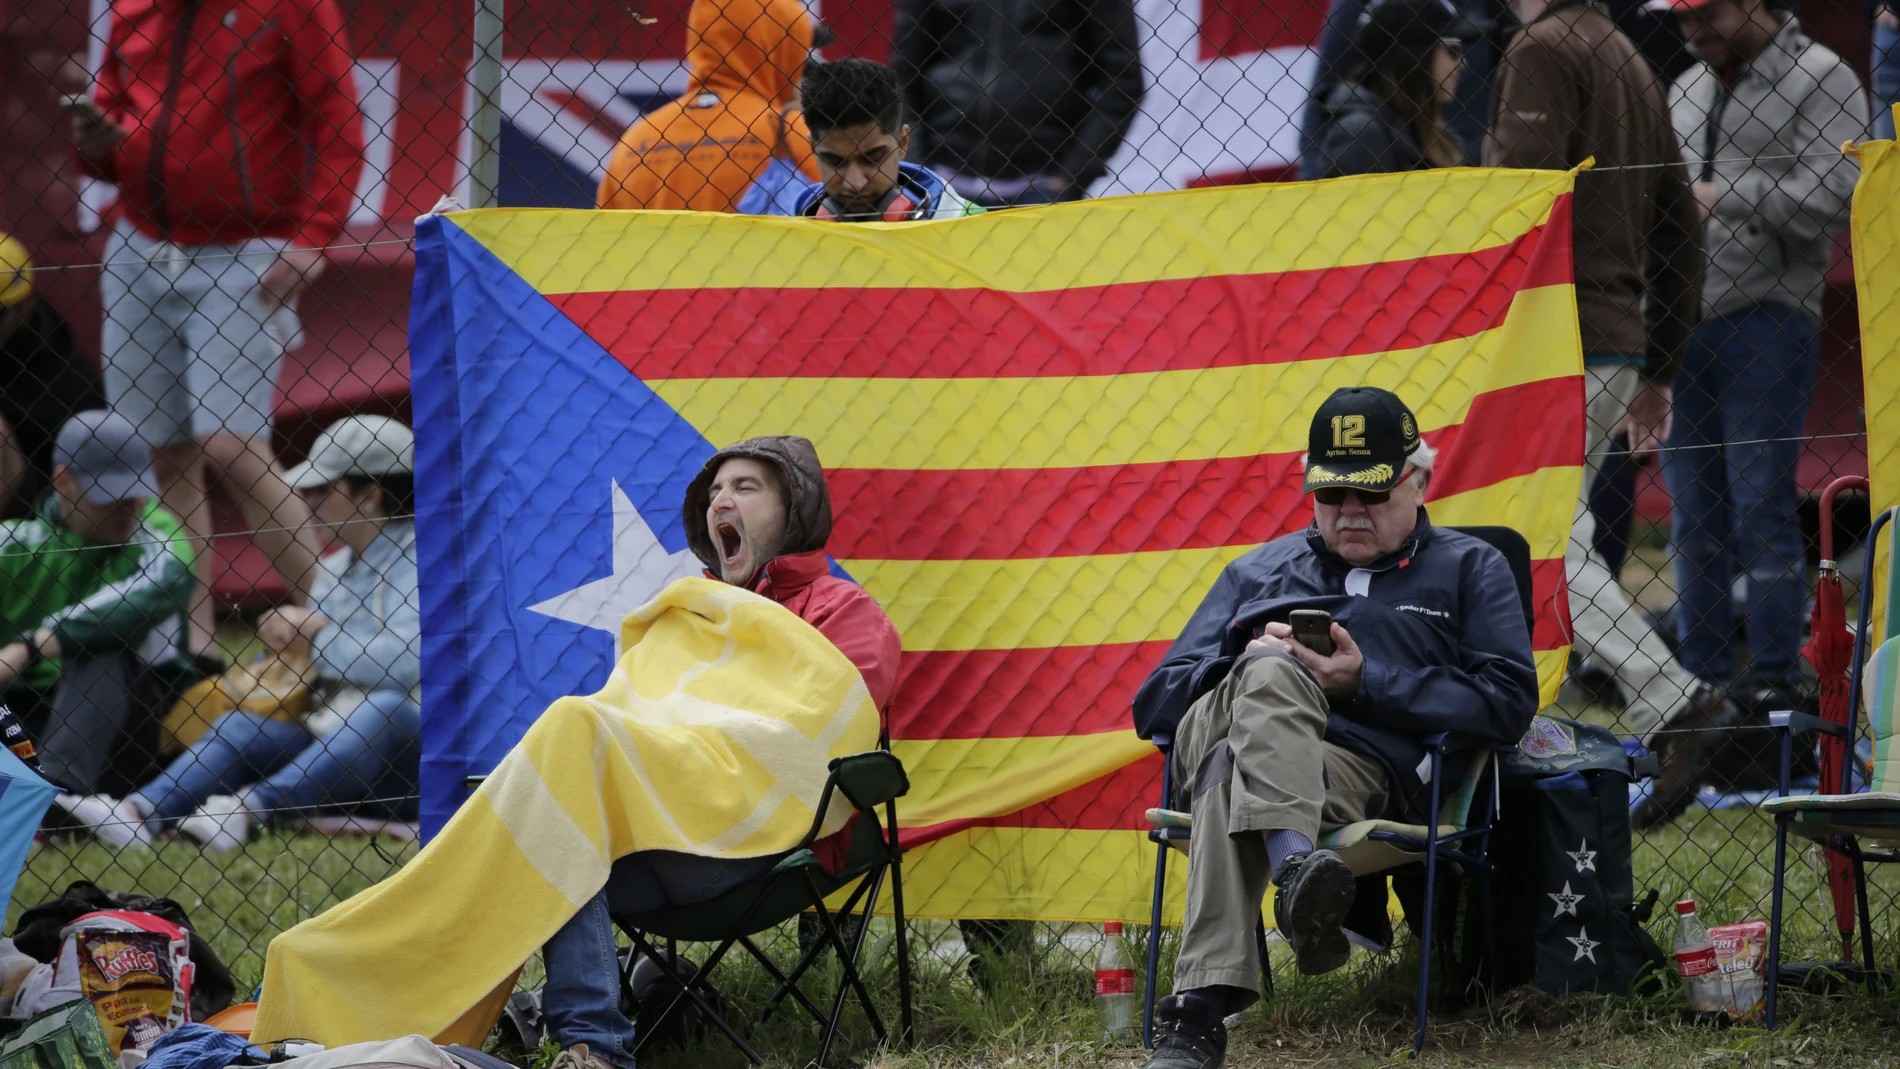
[0,411,193,802]
[61,416,421,850]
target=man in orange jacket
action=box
[596,0,819,212]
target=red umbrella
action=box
[1804,476,1866,960]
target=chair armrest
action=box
[1768,709,1848,739]
[829,751,911,810]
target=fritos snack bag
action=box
[1710,920,1768,1021]
[52,911,193,1054]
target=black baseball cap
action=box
[1354,0,1486,63]
[1303,386,1424,494]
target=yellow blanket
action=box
[250,577,879,1045]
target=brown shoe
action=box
[1633,684,1741,830]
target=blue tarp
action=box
[0,746,57,909]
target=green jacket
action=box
[0,494,194,688]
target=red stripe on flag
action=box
[829,377,1580,561]
[900,756,1162,845]
[550,212,1570,380]
[892,643,1171,739]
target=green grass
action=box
[14,803,1900,1067]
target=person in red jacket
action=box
[539,435,900,1069]
[66,0,364,654]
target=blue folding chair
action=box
[1138,525,1532,1055]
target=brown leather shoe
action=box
[1633,684,1741,830]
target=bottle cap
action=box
[1675,899,1696,915]
[1105,921,1123,934]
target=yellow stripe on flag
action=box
[892,733,1157,828]
[451,167,1572,295]
[1855,139,1899,640]
[842,466,1581,651]
[647,286,1578,471]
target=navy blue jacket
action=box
[1131,511,1539,820]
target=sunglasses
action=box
[1312,485,1393,507]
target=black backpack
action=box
[1481,716,1668,995]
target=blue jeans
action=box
[1662,303,1817,688]
[1875,20,1900,141]
[131,690,421,822]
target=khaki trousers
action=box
[1169,650,1389,1001]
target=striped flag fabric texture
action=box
[410,166,1585,921]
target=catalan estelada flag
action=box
[410,167,1584,923]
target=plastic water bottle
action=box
[1673,899,1724,1016]
[1095,921,1137,1042]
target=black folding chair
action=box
[1140,524,1534,1055]
[610,750,913,1067]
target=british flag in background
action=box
[75,0,1332,231]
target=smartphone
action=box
[59,93,94,113]
[1288,609,1335,656]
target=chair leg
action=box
[1145,836,1169,1049]
[1766,815,1790,1028]
[744,934,835,1029]
[887,797,914,1048]
[821,866,890,1064]
[1255,911,1273,1004]
[806,868,887,1067]
[1852,842,1879,996]
[1414,753,1445,1056]
[629,930,765,1065]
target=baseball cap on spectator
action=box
[1354,0,1486,61]
[285,415,415,489]
[1302,386,1424,494]
[0,233,33,308]
[54,411,159,504]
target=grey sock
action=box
[1264,828,1314,883]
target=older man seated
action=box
[1133,387,1540,1069]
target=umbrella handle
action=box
[1817,476,1869,569]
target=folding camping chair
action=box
[609,750,914,1067]
[1140,525,1532,1055]
[1762,504,1900,1026]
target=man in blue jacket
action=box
[1136,387,1538,1069]
[740,58,983,220]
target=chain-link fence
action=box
[0,0,1896,1058]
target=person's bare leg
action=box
[202,432,320,603]
[152,439,218,657]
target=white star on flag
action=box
[1548,882,1585,918]
[1567,927,1600,963]
[527,480,698,642]
[1566,839,1597,873]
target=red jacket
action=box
[740,549,901,712]
[84,0,364,249]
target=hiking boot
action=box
[1144,992,1227,1069]
[548,1045,615,1069]
[1273,849,1356,975]
[1633,683,1741,830]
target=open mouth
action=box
[716,522,744,564]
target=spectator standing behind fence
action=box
[0,233,106,521]
[57,416,422,851]
[892,0,1142,206]
[1875,0,1899,138]
[1484,0,1731,825]
[67,0,365,659]
[599,0,819,213]
[1643,0,1867,820]
[1308,0,1481,178]
[2,412,192,799]
[753,59,985,220]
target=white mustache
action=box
[1334,515,1377,532]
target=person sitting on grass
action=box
[58,416,421,851]
[1132,387,1540,1069]
[12,411,193,800]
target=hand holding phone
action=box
[61,92,125,166]
[1288,609,1336,656]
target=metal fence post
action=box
[468,0,504,209]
